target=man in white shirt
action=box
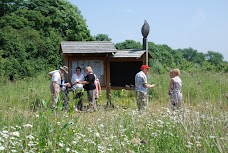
[71,67,85,111]
[49,66,70,109]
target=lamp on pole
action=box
[141,20,150,66]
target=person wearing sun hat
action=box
[49,66,70,109]
[135,64,155,111]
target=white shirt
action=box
[71,73,84,89]
[51,70,61,85]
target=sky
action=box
[69,0,228,61]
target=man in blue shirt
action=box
[135,65,155,111]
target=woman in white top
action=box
[168,68,183,111]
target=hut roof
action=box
[113,49,152,58]
[60,41,152,58]
[60,41,117,54]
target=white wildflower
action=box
[209,135,216,139]
[95,133,100,138]
[72,141,77,144]
[2,133,8,138]
[0,146,5,151]
[12,131,20,137]
[23,124,33,128]
[26,135,34,140]
[66,148,70,152]
[99,124,104,128]
[10,126,16,130]
[59,142,64,147]
[2,130,8,134]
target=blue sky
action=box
[69,0,228,61]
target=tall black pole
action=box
[141,20,150,66]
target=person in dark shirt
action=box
[76,66,97,112]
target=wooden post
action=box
[106,57,112,108]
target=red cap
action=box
[141,65,150,69]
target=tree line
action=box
[115,40,228,74]
[0,0,227,80]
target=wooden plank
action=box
[106,57,111,107]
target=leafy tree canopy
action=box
[115,40,227,73]
[0,0,93,80]
[94,34,112,41]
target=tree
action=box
[206,51,224,65]
[0,0,25,17]
[0,0,94,80]
[94,34,111,41]
[115,40,142,50]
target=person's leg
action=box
[87,90,96,111]
[175,92,182,109]
[50,84,60,109]
[77,91,84,111]
[141,93,148,111]
[136,91,146,111]
[92,90,97,111]
[170,93,179,111]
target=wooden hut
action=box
[60,41,152,100]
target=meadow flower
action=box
[0,146,5,151]
[23,124,33,128]
[72,140,77,144]
[151,132,158,137]
[66,148,70,152]
[0,137,4,142]
[12,131,20,137]
[28,141,36,147]
[15,125,21,129]
[26,135,34,140]
[209,135,216,139]
[10,126,16,130]
[59,142,64,147]
[95,132,100,138]
[97,145,105,152]
[99,124,104,128]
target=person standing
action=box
[135,65,155,111]
[168,68,183,111]
[77,66,97,112]
[71,67,85,112]
[94,74,102,100]
[49,66,70,109]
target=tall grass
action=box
[0,71,227,152]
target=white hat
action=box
[60,66,68,74]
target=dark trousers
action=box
[75,89,84,111]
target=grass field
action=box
[0,71,227,152]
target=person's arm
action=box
[98,81,101,95]
[142,76,155,88]
[168,79,174,95]
[78,80,89,84]
[144,83,155,88]
[78,74,92,84]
